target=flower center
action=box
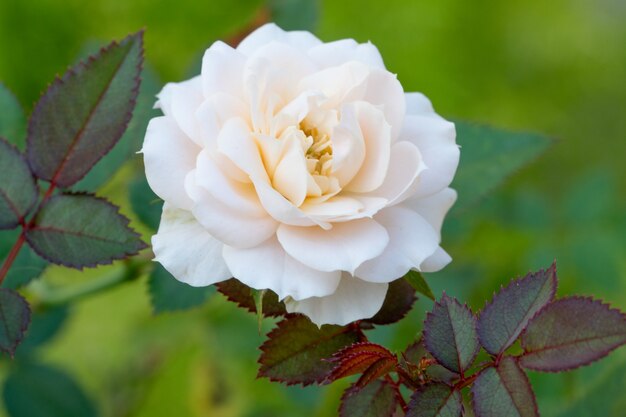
[301,123,333,177]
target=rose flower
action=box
[142,24,459,326]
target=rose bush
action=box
[142,23,459,325]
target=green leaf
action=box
[258,315,362,385]
[216,278,287,318]
[75,66,160,191]
[452,122,552,212]
[0,138,38,230]
[26,32,143,188]
[471,357,539,417]
[423,294,480,374]
[406,383,463,417]
[339,380,398,417]
[404,270,435,300]
[3,363,98,417]
[0,83,26,149]
[0,288,31,356]
[366,278,416,325]
[478,263,557,355]
[129,176,163,231]
[403,339,458,384]
[25,193,146,268]
[148,263,213,313]
[0,229,48,289]
[269,0,320,31]
[520,297,626,372]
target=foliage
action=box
[0,32,146,356]
[250,263,626,416]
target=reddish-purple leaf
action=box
[406,383,463,417]
[471,356,539,417]
[355,356,397,388]
[478,263,557,355]
[339,380,399,417]
[327,342,396,383]
[258,315,362,385]
[0,138,38,229]
[0,289,31,356]
[403,339,458,384]
[25,193,146,268]
[366,278,417,325]
[423,294,480,374]
[216,278,286,317]
[27,32,143,188]
[520,297,626,371]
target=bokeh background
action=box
[1,0,625,416]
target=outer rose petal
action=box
[401,113,459,198]
[276,218,389,273]
[307,39,386,70]
[420,247,452,273]
[284,274,388,326]
[405,92,434,115]
[158,77,204,146]
[223,238,341,301]
[355,205,439,283]
[202,41,246,99]
[142,116,199,210]
[371,141,426,205]
[363,68,406,141]
[236,23,322,56]
[404,188,457,236]
[152,204,230,287]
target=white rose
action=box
[142,23,459,326]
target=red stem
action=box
[0,232,26,285]
[0,182,57,286]
[385,375,407,412]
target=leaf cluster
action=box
[0,32,147,356]
[235,263,626,416]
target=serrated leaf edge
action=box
[26,31,144,188]
[519,296,626,373]
[24,192,147,269]
[477,261,558,355]
[0,288,32,357]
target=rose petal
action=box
[152,204,230,287]
[331,103,366,187]
[419,247,452,272]
[195,149,266,216]
[251,176,329,228]
[307,39,385,69]
[223,237,341,301]
[164,76,204,145]
[236,23,321,56]
[371,141,426,205]
[284,274,388,326]
[195,92,248,148]
[272,135,309,206]
[142,116,199,210]
[355,205,439,283]
[191,185,277,249]
[405,92,434,115]
[217,117,269,182]
[298,61,370,109]
[400,114,459,198]
[277,218,389,273]
[363,68,406,141]
[343,102,392,193]
[202,41,246,98]
[404,188,457,236]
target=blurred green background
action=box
[1,0,625,416]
